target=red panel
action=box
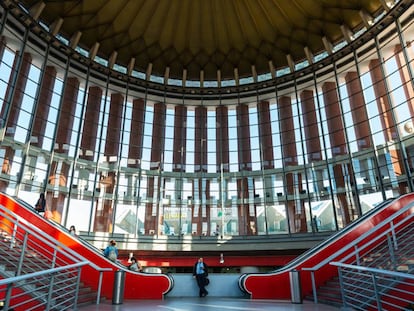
[244,193,414,299]
[0,194,171,300]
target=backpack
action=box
[108,248,117,261]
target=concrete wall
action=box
[166,274,247,298]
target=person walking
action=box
[193,257,209,297]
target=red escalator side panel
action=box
[0,193,172,300]
[244,193,414,299]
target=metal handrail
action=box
[0,200,112,305]
[330,261,414,310]
[302,198,414,303]
[0,261,89,310]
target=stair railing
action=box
[0,261,88,310]
[330,262,414,310]
[0,203,112,306]
[302,199,414,303]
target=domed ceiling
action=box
[17,0,392,82]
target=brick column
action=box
[80,86,102,161]
[369,58,407,193]
[394,44,414,118]
[172,105,187,172]
[145,103,165,235]
[125,98,145,201]
[94,93,123,232]
[322,82,352,225]
[345,72,372,149]
[192,107,208,236]
[215,106,229,236]
[279,96,306,233]
[300,90,325,201]
[32,66,57,147]
[0,52,32,191]
[49,77,80,222]
[236,104,256,235]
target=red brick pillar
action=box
[124,98,145,202]
[128,99,145,165]
[279,96,306,233]
[236,104,256,235]
[216,106,229,235]
[216,106,229,172]
[32,66,57,147]
[369,58,407,193]
[80,86,102,161]
[322,82,352,225]
[192,107,208,236]
[258,101,274,169]
[94,93,123,232]
[145,103,165,235]
[345,72,372,149]
[300,89,325,204]
[172,105,187,172]
[0,52,32,191]
[49,77,80,222]
[394,44,414,119]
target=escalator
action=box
[0,192,174,301]
[239,193,414,300]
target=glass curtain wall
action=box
[0,3,413,238]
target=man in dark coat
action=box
[193,257,209,297]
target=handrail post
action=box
[310,270,318,303]
[46,272,55,310]
[337,268,346,308]
[97,271,103,304]
[371,273,382,311]
[73,267,82,309]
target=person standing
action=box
[34,193,46,213]
[128,257,143,272]
[69,225,77,236]
[193,257,209,297]
[104,240,118,262]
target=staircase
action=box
[305,210,414,309]
[0,215,102,310]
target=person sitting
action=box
[128,257,142,272]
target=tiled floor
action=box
[79,297,343,311]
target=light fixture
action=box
[220,253,224,264]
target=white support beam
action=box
[286,54,295,72]
[304,46,313,64]
[108,51,117,69]
[146,63,152,81]
[322,36,333,54]
[89,42,100,60]
[127,58,135,76]
[69,31,82,50]
[50,18,63,36]
[29,1,45,21]
[340,24,353,43]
